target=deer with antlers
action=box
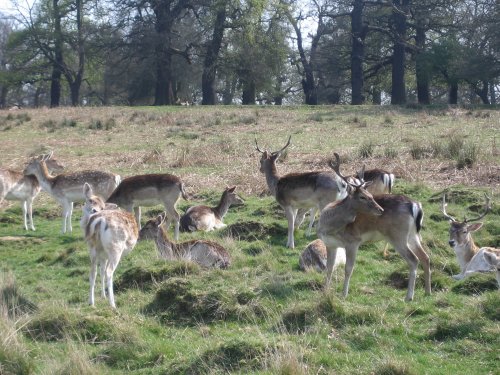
[441,194,499,282]
[317,154,431,301]
[180,186,244,232]
[139,213,231,269]
[23,154,120,233]
[255,136,348,249]
[1,154,64,230]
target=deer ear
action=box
[156,212,167,226]
[83,183,93,198]
[466,222,483,232]
[227,186,236,193]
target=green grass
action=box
[0,105,499,374]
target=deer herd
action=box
[0,136,498,308]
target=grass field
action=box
[0,105,499,374]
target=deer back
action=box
[107,174,184,206]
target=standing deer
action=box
[180,186,244,232]
[441,194,499,282]
[106,174,189,240]
[139,213,231,269]
[82,183,138,308]
[0,154,64,230]
[23,155,120,233]
[255,136,348,249]
[317,154,431,301]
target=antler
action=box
[271,135,292,156]
[441,194,457,222]
[465,193,491,223]
[255,139,265,154]
[328,153,349,182]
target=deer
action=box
[139,213,231,269]
[483,250,500,288]
[180,186,244,232]
[105,174,189,240]
[441,194,499,283]
[317,154,431,301]
[255,136,348,249]
[82,183,138,308]
[1,154,64,231]
[299,239,346,272]
[23,154,120,234]
[297,167,395,238]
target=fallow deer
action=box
[442,194,499,282]
[23,155,120,233]
[0,154,64,230]
[483,250,500,288]
[106,174,189,240]
[255,136,348,249]
[180,186,244,232]
[139,213,231,269]
[317,154,431,301]
[82,183,138,308]
[299,239,346,272]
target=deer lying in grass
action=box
[23,154,120,233]
[255,136,348,248]
[442,194,499,283]
[180,186,244,232]
[82,183,138,308]
[106,174,188,240]
[317,154,431,301]
[299,239,346,272]
[0,154,64,230]
[139,213,231,269]
[483,250,500,288]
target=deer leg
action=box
[165,204,181,241]
[342,246,359,298]
[21,200,28,231]
[67,201,74,233]
[105,262,117,309]
[325,247,339,290]
[89,252,98,306]
[306,208,317,237]
[133,206,141,229]
[294,208,307,229]
[100,260,107,298]
[409,235,431,296]
[61,201,71,233]
[27,198,35,231]
[393,240,419,302]
[284,206,295,248]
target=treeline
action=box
[0,0,498,107]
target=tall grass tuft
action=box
[455,143,479,169]
[358,140,375,158]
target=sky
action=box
[0,0,14,14]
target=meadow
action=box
[0,105,499,374]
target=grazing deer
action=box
[106,174,188,240]
[255,136,348,249]
[139,213,231,269]
[23,155,120,234]
[483,250,500,288]
[317,154,431,301]
[82,183,138,308]
[441,194,499,282]
[299,239,346,272]
[0,154,64,230]
[180,186,244,232]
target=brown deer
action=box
[1,153,64,230]
[180,186,244,232]
[139,213,231,269]
[106,174,189,240]
[317,154,431,301]
[255,136,348,248]
[441,194,499,282]
[82,183,138,308]
[23,155,120,233]
[483,250,500,288]
[299,239,346,272]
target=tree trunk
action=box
[448,82,458,104]
[351,0,365,105]
[241,75,256,105]
[372,87,381,105]
[390,0,409,105]
[202,7,226,105]
[415,22,430,105]
[153,5,174,106]
[474,81,489,104]
[0,85,7,108]
[50,0,63,108]
[490,81,496,105]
